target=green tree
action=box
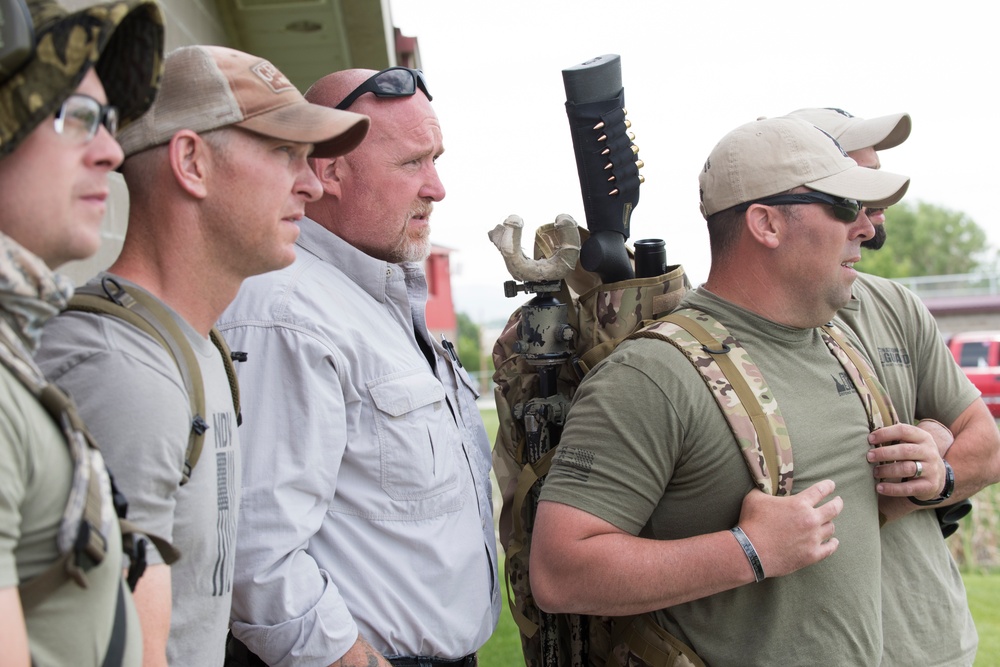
[859,201,991,279]
[456,311,485,374]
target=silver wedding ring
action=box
[913,460,924,479]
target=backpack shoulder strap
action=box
[210,327,241,427]
[68,278,211,484]
[0,329,178,611]
[819,322,897,430]
[628,307,793,497]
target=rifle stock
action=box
[562,54,642,284]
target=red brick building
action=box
[424,245,457,344]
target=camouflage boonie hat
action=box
[0,0,165,158]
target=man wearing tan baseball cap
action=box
[786,107,911,250]
[531,117,940,666]
[791,106,999,667]
[35,45,369,667]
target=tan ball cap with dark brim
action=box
[118,45,369,159]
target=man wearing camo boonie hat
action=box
[0,1,163,665]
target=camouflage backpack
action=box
[492,224,897,667]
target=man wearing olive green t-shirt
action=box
[530,117,944,666]
[788,107,1000,667]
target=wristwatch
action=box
[909,459,955,506]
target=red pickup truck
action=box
[948,331,1000,417]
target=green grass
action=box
[479,406,1000,665]
[480,408,499,448]
[479,556,524,667]
[481,563,1000,667]
[967,571,1000,666]
[480,407,522,666]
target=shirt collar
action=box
[296,217,426,304]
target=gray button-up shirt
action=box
[219,218,499,667]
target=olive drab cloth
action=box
[631,309,794,498]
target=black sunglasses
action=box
[735,191,864,223]
[335,67,433,111]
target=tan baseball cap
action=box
[118,45,369,159]
[698,117,910,219]
[785,107,911,153]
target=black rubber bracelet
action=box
[909,459,955,506]
[730,526,766,583]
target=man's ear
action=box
[744,203,783,250]
[310,156,342,198]
[167,130,209,200]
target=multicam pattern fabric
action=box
[0,231,114,603]
[820,322,898,429]
[605,615,706,667]
[531,223,691,371]
[633,309,794,497]
[0,0,164,157]
[491,220,693,667]
[575,268,689,370]
[0,230,72,348]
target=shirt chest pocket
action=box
[368,371,463,507]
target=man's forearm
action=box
[329,635,392,667]
[131,563,172,667]
[530,484,842,616]
[942,399,1000,504]
[532,521,757,616]
[0,587,30,667]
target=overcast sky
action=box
[389,0,999,323]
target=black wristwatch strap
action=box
[909,459,955,506]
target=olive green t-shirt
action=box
[0,367,141,667]
[541,287,884,666]
[837,272,979,667]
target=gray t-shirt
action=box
[837,272,979,667]
[37,275,240,666]
[541,287,884,666]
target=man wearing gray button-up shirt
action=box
[220,67,499,667]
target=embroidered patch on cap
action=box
[251,60,295,94]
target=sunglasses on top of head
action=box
[335,66,433,111]
[734,191,864,223]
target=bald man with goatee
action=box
[221,68,499,667]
